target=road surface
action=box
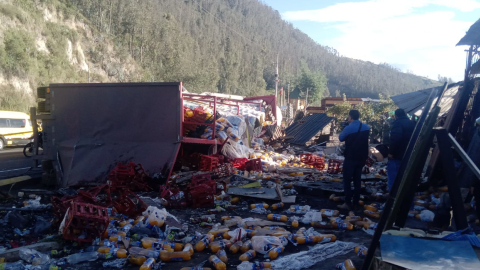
[0,147,34,179]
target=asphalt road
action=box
[0,147,34,179]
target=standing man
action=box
[387,108,416,192]
[338,110,370,211]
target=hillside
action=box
[0,0,441,112]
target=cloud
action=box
[281,0,480,80]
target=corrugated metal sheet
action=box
[391,82,463,116]
[457,18,480,46]
[285,113,333,145]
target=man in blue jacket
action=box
[338,110,370,211]
[387,108,416,191]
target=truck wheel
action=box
[0,138,4,150]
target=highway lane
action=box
[0,147,35,179]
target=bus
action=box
[0,111,33,150]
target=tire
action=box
[0,138,4,150]
[23,142,34,157]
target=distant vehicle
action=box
[0,111,33,150]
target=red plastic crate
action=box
[233,158,248,170]
[62,202,109,244]
[111,189,148,218]
[245,158,262,172]
[199,155,219,171]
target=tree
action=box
[295,60,328,105]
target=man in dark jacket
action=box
[338,110,370,210]
[388,108,416,191]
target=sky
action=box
[261,0,480,81]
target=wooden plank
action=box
[0,176,32,187]
[0,242,61,261]
[450,133,480,181]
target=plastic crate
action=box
[245,158,262,172]
[199,155,219,171]
[233,158,249,170]
[62,202,109,244]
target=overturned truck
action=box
[34,82,279,187]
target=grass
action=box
[0,3,28,23]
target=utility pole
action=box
[287,82,290,105]
[305,87,309,112]
[275,54,279,101]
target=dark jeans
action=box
[343,158,364,207]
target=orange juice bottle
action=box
[250,203,269,209]
[364,205,378,212]
[296,236,315,244]
[333,221,354,231]
[292,218,299,228]
[336,259,356,270]
[216,249,228,263]
[315,234,337,243]
[271,202,284,210]
[346,216,362,223]
[97,247,128,258]
[209,240,232,253]
[230,197,240,204]
[229,241,242,254]
[267,214,287,222]
[209,255,226,270]
[311,221,335,229]
[159,250,191,262]
[268,246,284,260]
[320,209,340,217]
[221,216,241,221]
[239,250,256,261]
[128,247,160,258]
[134,216,146,225]
[209,228,229,238]
[240,240,252,253]
[129,255,147,265]
[245,229,257,238]
[161,241,184,251]
[283,183,293,189]
[119,219,134,227]
[355,246,368,257]
[140,258,156,270]
[183,243,194,256]
[195,234,214,252]
[364,210,381,219]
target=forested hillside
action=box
[0,0,441,112]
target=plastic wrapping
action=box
[221,141,249,159]
[419,210,435,222]
[18,248,50,265]
[301,211,322,224]
[251,236,288,254]
[272,241,357,270]
[227,228,247,243]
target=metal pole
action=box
[275,54,279,100]
[305,88,309,112]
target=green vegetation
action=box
[327,94,397,142]
[0,3,27,23]
[0,29,36,77]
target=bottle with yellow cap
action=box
[355,246,368,257]
[183,243,194,256]
[208,228,229,238]
[239,250,256,261]
[320,209,340,217]
[128,247,159,259]
[336,259,356,270]
[364,205,378,212]
[209,240,232,253]
[267,214,287,222]
[271,202,284,210]
[139,258,156,270]
[159,250,191,262]
[240,240,253,253]
[216,249,228,263]
[229,241,243,254]
[364,210,381,219]
[209,255,226,270]
[268,246,284,260]
[195,234,214,252]
[250,203,269,209]
[291,218,299,228]
[97,247,127,258]
[129,255,147,266]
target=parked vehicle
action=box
[0,111,33,150]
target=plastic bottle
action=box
[129,255,147,265]
[364,223,378,230]
[250,203,269,209]
[239,250,256,261]
[333,221,354,231]
[355,246,368,257]
[289,205,310,212]
[67,251,99,264]
[364,205,378,212]
[209,255,227,270]
[314,234,337,243]
[140,239,171,251]
[268,246,284,259]
[271,202,284,210]
[336,259,356,270]
[129,247,160,258]
[97,247,128,258]
[195,234,214,252]
[296,236,316,244]
[267,214,288,222]
[320,209,340,217]
[216,249,228,263]
[364,210,381,219]
[292,218,299,228]
[245,229,257,238]
[119,219,134,227]
[159,250,191,262]
[229,241,243,254]
[236,262,272,270]
[345,216,362,223]
[209,228,229,238]
[209,240,232,253]
[329,194,344,202]
[221,216,241,221]
[311,221,335,229]
[140,258,156,270]
[240,240,253,253]
[183,243,194,256]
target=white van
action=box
[0,111,33,150]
